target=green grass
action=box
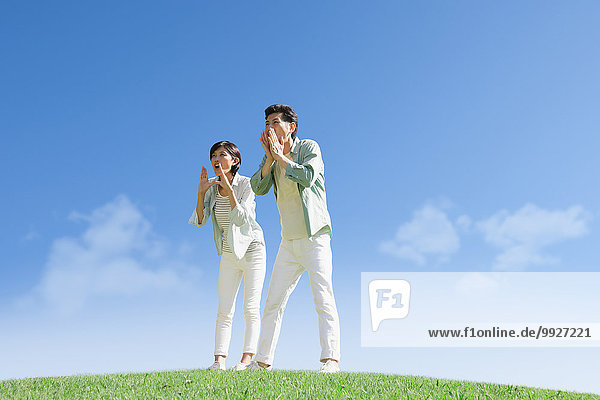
[1,369,598,400]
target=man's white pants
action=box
[255,233,340,364]
[215,249,266,357]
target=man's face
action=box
[265,113,295,142]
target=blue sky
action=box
[1,0,600,394]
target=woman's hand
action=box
[216,168,234,196]
[216,169,237,209]
[198,166,216,195]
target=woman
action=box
[188,141,266,371]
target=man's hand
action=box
[267,130,291,171]
[267,129,285,161]
[259,128,277,179]
[198,166,217,196]
[260,129,274,161]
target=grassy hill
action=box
[1,369,598,400]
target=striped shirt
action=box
[214,189,233,253]
[214,188,261,254]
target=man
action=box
[247,104,340,373]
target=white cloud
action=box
[23,230,41,241]
[381,201,592,270]
[476,204,591,271]
[455,215,472,232]
[380,205,460,265]
[28,195,201,315]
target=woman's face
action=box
[210,146,238,176]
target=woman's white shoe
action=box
[230,362,250,371]
[319,360,340,373]
[207,361,226,371]
[245,361,272,371]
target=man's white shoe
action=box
[319,360,340,373]
[245,361,272,371]
[230,362,250,371]
[207,361,226,371]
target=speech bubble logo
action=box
[369,279,411,331]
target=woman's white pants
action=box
[214,248,266,357]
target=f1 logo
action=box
[369,279,411,331]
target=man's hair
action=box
[265,104,298,140]
[209,141,241,177]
